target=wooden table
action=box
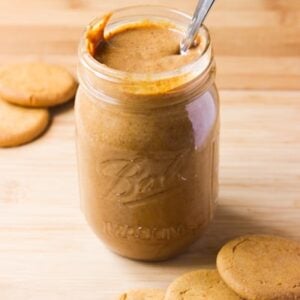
[0,1,299,299]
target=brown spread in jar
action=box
[86,15,203,73]
[76,10,219,261]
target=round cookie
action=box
[0,62,77,107]
[164,269,242,299]
[217,235,300,300]
[0,97,49,147]
[118,289,164,300]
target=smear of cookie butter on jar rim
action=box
[85,13,112,57]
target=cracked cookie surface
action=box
[118,289,164,300]
[164,269,241,299]
[217,235,300,300]
[0,62,77,107]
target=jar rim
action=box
[78,5,212,83]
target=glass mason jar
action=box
[75,6,219,261]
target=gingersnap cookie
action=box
[0,97,49,147]
[118,289,164,300]
[217,235,300,300]
[0,62,77,107]
[164,269,242,299]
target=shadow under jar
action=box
[75,6,220,261]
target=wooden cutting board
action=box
[0,1,299,299]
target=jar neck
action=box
[77,6,215,108]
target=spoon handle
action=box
[180,0,215,54]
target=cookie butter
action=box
[76,6,219,261]
[95,23,202,73]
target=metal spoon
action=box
[180,0,215,54]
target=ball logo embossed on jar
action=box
[98,150,190,206]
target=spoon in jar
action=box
[180,0,216,54]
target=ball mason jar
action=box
[75,6,220,261]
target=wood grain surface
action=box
[0,0,299,299]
